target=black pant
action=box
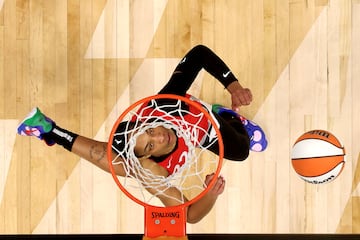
[208,112,250,161]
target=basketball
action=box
[291,130,346,184]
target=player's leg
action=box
[212,104,268,152]
[17,107,126,176]
[207,113,250,161]
[17,107,78,149]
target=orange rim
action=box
[107,94,224,209]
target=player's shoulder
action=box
[141,158,169,177]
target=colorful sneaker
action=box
[212,104,268,152]
[17,107,55,146]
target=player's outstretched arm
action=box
[141,161,225,223]
[186,173,225,223]
[71,136,127,176]
[159,44,253,110]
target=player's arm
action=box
[159,45,238,96]
[146,177,224,224]
[226,81,252,111]
[158,45,252,110]
[142,159,225,223]
[71,135,127,176]
[186,173,225,223]
[140,158,185,206]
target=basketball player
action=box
[17,45,267,223]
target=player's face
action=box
[134,126,177,158]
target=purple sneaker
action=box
[212,104,268,152]
[17,107,55,146]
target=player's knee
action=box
[225,148,249,161]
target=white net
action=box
[111,96,221,206]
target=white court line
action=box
[0,120,18,203]
[85,0,168,59]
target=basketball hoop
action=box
[107,94,224,239]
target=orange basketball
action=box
[291,130,346,184]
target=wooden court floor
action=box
[0,0,360,235]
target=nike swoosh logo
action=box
[223,70,231,78]
[180,57,186,64]
[115,139,123,145]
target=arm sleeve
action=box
[158,45,238,96]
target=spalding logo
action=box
[302,175,335,184]
[152,211,180,219]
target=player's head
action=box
[113,120,177,159]
[133,126,177,158]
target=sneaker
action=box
[17,107,55,146]
[212,104,268,152]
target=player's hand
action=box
[204,173,225,196]
[231,87,252,111]
[226,81,253,111]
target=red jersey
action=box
[135,94,219,175]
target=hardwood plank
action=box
[0,25,4,119]
[16,0,29,40]
[1,0,359,234]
